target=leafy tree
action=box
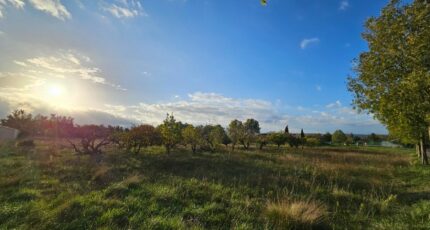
[269,132,287,149]
[284,125,289,134]
[242,118,260,149]
[67,125,111,163]
[209,125,226,151]
[182,125,202,153]
[158,114,182,154]
[305,137,321,147]
[126,125,161,154]
[300,129,306,148]
[321,132,332,144]
[221,130,232,147]
[256,134,269,150]
[347,0,430,164]
[1,109,34,137]
[368,133,381,143]
[228,119,244,150]
[286,135,300,148]
[332,130,347,145]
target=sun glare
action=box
[48,85,64,97]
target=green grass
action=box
[0,141,429,229]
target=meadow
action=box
[0,141,429,229]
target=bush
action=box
[306,137,321,147]
[15,140,35,148]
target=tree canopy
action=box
[347,0,430,164]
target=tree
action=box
[126,125,161,154]
[242,118,260,149]
[300,129,306,148]
[228,119,244,151]
[209,125,226,151]
[332,130,347,145]
[1,109,34,137]
[67,125,111,163]
[256,134,269,150]
[368,133,381,143]
[284,125,289,134]
[158,114,182,154]
[321,132,332,144]
[347,0,430,164]
[221,130,232,147]
[269,132,287,149]
[182,125,201,153]
[286,135,300,148]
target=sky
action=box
[0,0,391,134]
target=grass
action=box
[0,140,429,229]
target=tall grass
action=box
[0,140,428,229]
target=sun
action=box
[48,85,64,97]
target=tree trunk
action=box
[416,143,422,157]
[420,136,428,165]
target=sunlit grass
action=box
[0,141,429,229]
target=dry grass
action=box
[264,199,328,229]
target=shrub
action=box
[264,199,328,229]
[15,140,35,148]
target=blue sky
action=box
[0,0,390,134]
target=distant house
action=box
[0,126,20,141]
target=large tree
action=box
[243,118,261,149]
[158,114,182,154]
[182,125,202,153]
[227,119,244,151]
[348,0,430,164]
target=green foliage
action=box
[332,130,347,145]
[321,132,332,144]
[158,114,182,154]
[182,125,202,153]
[125,125,162,154]
[227,120,244,150]
[1,110,34,137]
[347,0,430,163]
[269,132,287,148]
[305,137,321,147]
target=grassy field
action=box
[0,141,429,229]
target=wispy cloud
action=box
[300,37,319,49]
[0,0,25,18]
[339,1,349,10]
[326,100,342,108]
[0,88,384,133]
[28,0,71,20]
[11,50,124,90]
[103,0,146,18]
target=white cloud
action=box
[0,0,25,18]
[0,88,385,133]
[300,38,319,49]
[103,0,146,18]
[339,1,349,10]
[12,50,124,90]
[28,0,71,20]
[326,100,342,108]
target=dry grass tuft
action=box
[264,199,328,229]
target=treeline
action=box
[347,0,430,164]
[1,110,386,157]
